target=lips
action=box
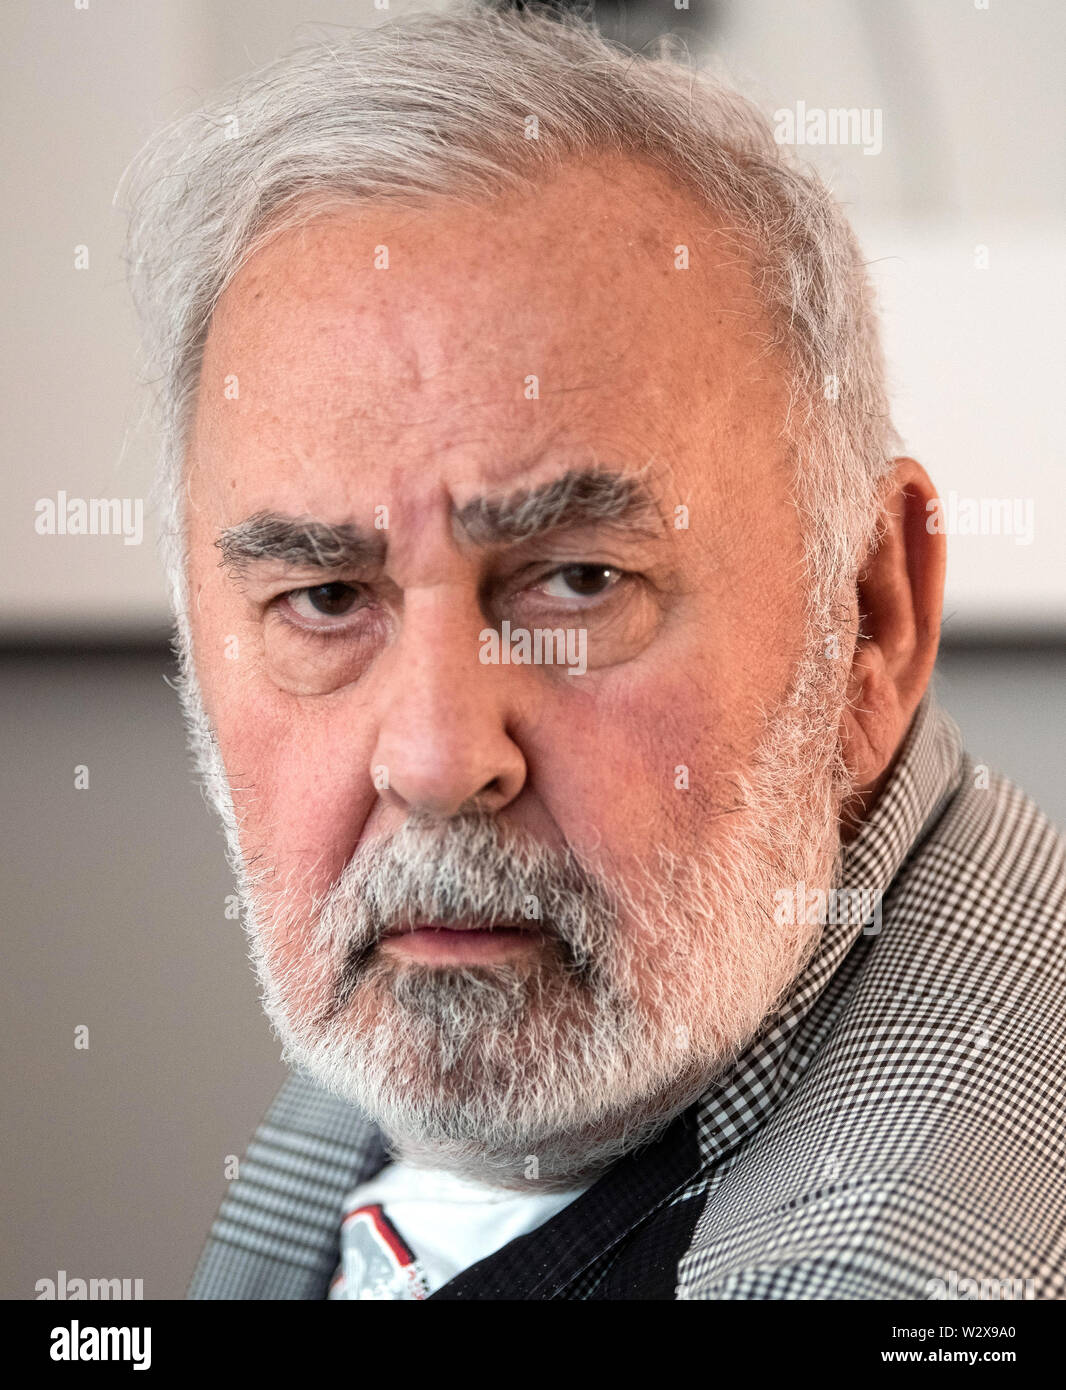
[379,920,543,964]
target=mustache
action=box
[317,811,619,1012]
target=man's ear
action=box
[840,458,947,810]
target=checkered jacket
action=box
[189,693,1066,1299]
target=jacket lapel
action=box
[188,1070,389,1299]
[428,1103,705,1299]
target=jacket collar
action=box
[683,689,964,1178]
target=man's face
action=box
[183,156,850,1184]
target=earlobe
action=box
[840,459,946,804]
[840,597,898,801]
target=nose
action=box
[370,585,528,818]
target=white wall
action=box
[2,0,1061,638]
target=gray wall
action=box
[0,649,284,1302]
[1,641,1062,1299]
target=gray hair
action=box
[121,0,901,634]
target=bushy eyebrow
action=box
[216,513,385,575]
[216,466,665,575]
[454,466,664,545]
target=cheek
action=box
[211,679,377,907]
[531,665,753,873]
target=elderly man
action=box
[124,4,1065,1300]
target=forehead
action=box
[191,154,788,514]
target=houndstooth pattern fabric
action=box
[189,692,1066,1300]
[188,1064,389,1299]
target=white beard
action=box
[176,620,851,1190]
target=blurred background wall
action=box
[2,0,1063,1299]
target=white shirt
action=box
[328,1160,590,1300]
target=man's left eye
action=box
[285,583,363,621]
[534,565,622,601]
